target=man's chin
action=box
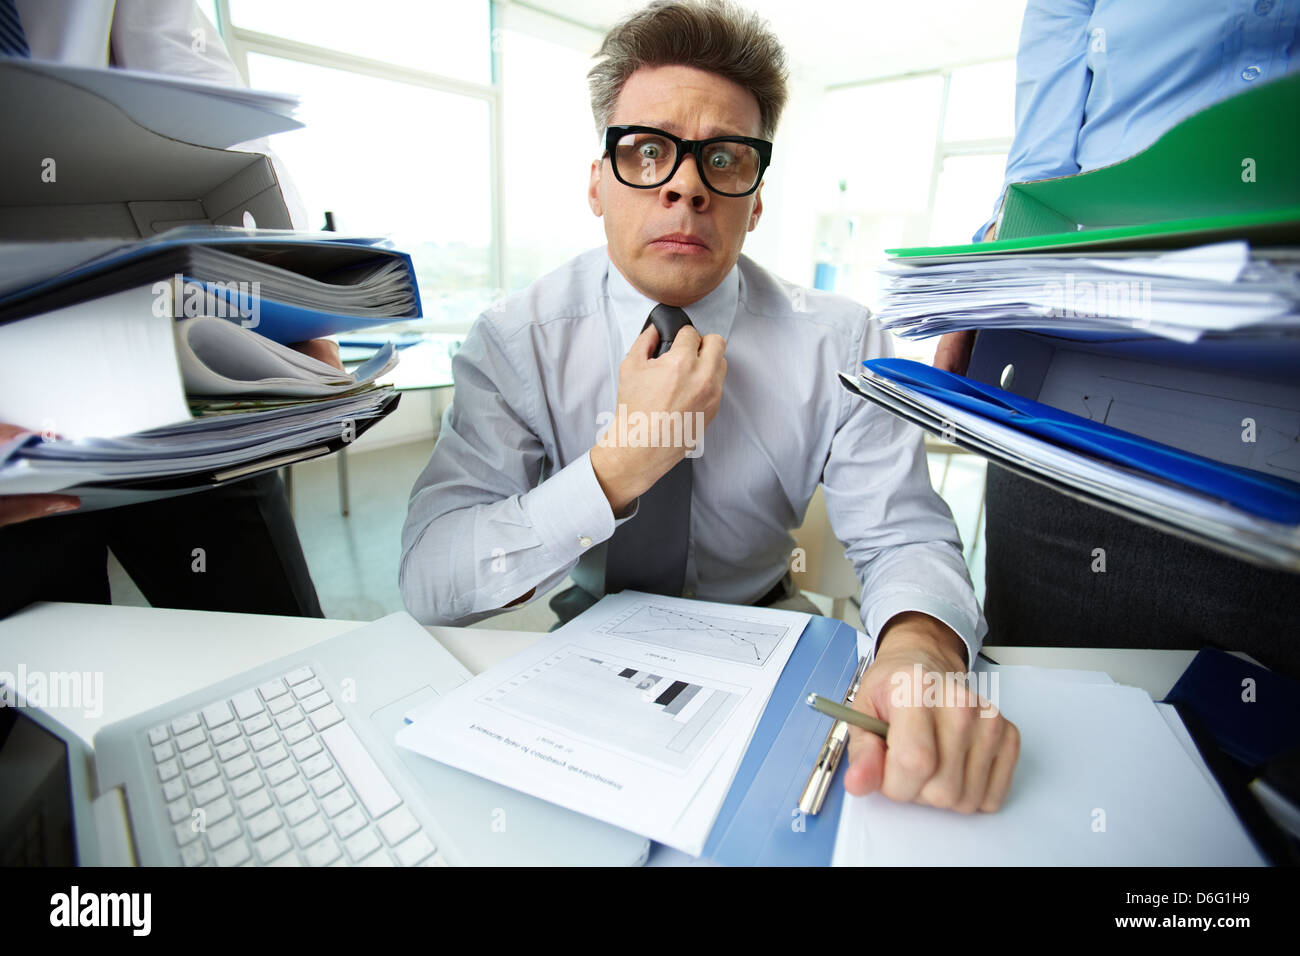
[634,259,726,305]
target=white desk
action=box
[0,602,1214,866]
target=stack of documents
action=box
[875,241,1300,344]
[832,663,1265,866]
[840,361,1300,570]
[396,592,813,856]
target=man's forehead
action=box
[612,64,763,138]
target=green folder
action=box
[890,72,1300,258]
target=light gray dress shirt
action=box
[400,247,986,662]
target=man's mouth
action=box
[650,233,710,254]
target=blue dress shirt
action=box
[977,0,1300,239]
[400,248,985,660]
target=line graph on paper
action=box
[594,600,792,666]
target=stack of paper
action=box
[832,663,1265,865]
[875,242,1300,343]
[396,592,812,856]
[839,362,1300,570]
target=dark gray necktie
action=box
[604,304,694,597]
[0,0,29,57]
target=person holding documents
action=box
[402,0,1019,813]
[932,0,1300,676]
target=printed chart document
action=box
[396,592,809,855]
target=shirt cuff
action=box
[521,451,621,566]
[861,590,983,669]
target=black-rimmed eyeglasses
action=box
[603,125,772,197]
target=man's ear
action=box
[588,159,604,217]
[748,182,764,232]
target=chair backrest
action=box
[790,485,860,602]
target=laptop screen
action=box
[0,705,78,865]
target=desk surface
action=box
[0,602,1211,868]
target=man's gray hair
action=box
[588,0,790,140]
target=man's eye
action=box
[639,143,663,159]
[709,151,734,168]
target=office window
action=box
[500,20,606,293]
[244,54,494,333]
[228,0,491,84]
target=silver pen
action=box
[798,656,870,815]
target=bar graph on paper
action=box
[477,648,743,772]
[594,600,790,666]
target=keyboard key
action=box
[257,743,288,769]
[275,707,304,731]
[231,689,263,720]
[267,695,295,716]
[191,777,225,806]
[300,753,332,779]
[180,743,213,770]
[268,851,302,866]
[378,808,419,847]
[167,796,191,825]
[320,788,353,818]
[229,770,262,799]
[172,821,200,847]
[274,777,308,805]
[283,722,312,746]
[265,761,296,787]
[246,808,281,841]
[171,713,200,735]
[299,690,331,714]
[147,725,169,746]
[157,758,180,783]
[180,842,207,867]
[358,850,394,866]
[210,722,240,746]
[293,815,329,849]
[292,737,322,761]
[284,665,314,687]
[321,724,401,819]
[395,832,435,867]
[205,817,241,850]
[243,712,272,736]
[283,794,317,827]
[310,770,343,799]
[248,728,277,751]
[201,796,234,826]
[224,753,255,780]
[216,738,248,762]
[152,741,174,763]
[293,677,323,699]
[345,829,381,863]
[305,837,340,867]
[258,678,287,702]
[174,727,205,752]
[238,789,272,818]
[186,761,219,788]
[256,829,293,864]
[214,838,251,867]
[422,853,450,867]
[332,806,366,840]
[161,777,185,802]
[309,704,343,731]
[201,701,234,729]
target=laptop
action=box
[0,612,649,867]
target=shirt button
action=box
[1241,65,1261,81]
[1254,0,1274,15]
[577,535,592,548]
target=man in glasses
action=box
[401,0,1019,815]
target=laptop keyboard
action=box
[147,664,445,866]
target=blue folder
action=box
[703,615,861,866]
[864,358,1300,525]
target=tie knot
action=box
[645,304,693,357]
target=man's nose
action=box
[660,153,710,210]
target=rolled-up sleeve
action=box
[821,314,986,665]
[399,316,619,626]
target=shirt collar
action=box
[605,252,740,353]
